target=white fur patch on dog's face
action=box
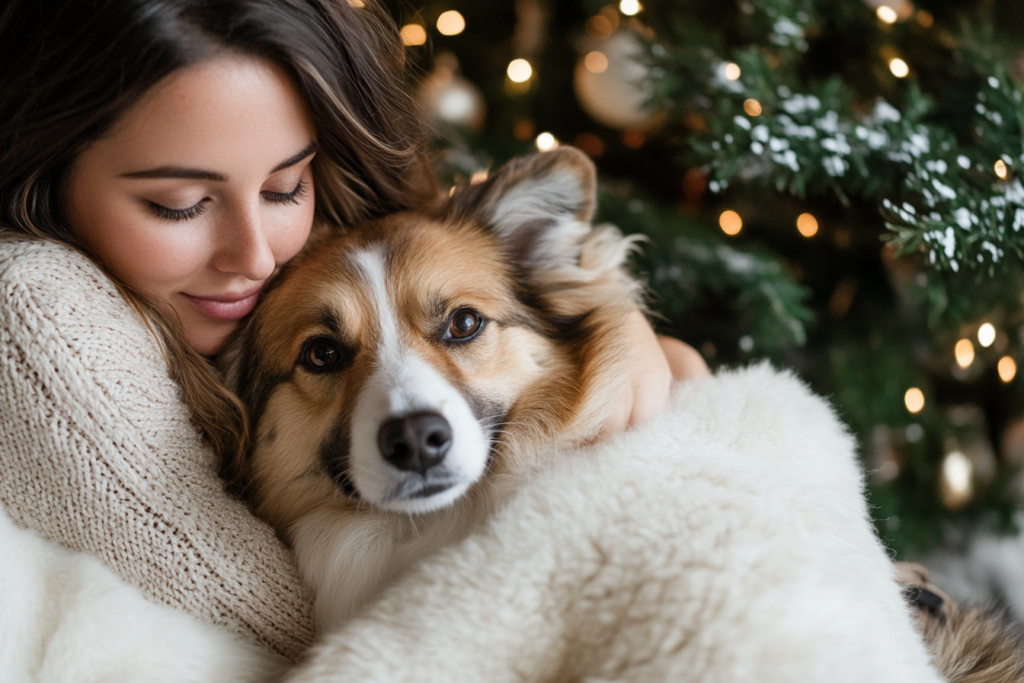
[346,248,490,513]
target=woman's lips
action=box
[180,287,262,322]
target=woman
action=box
[0,0,707,665]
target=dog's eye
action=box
[446,309,484,341]
[301,338,342,371]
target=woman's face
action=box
[66,56,317,355]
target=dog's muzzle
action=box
[377,411,453,476]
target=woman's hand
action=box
[600,310,710,437]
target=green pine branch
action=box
[642,0,1024,277]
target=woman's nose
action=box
[212,203,276,281]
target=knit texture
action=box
[0,238,316,661]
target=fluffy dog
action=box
[223,148,942,681]
[223,148,640,628]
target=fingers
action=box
[597,315,710,439]
[599,384,633,439]
[625,348,670,429]
[620,311,671,430]
[657,336,710,382]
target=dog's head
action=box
[222,148,641,529]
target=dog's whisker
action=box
[406,512,420,536]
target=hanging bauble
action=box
[417,53,486,131]
[939,408,997,511]
[939,440,974,511]
[574,30,657,131]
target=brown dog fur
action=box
[897,562,1024,683]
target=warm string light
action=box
[977,323,996,348]
[507,59,533,83]
[436,10,465,36]
[876,6,898,24]
[955,338,975,368]
[999,356,1018,383]
[619,0,642,16]
[470,170,489,185]
[889,58,909,78]
[743,99,762,116]
[796,213,819,237]
[904,388,925,414]
[995,159,1009,179]
[535,132,558,151]
[400,24,427,46]
[724,62,741,81]
[585,51,609,74]
[719,210,743,236]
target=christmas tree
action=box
[381,0,1024,557]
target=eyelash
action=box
[147,180,310,221]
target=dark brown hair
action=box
[0,0,436,480]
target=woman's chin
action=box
[184,321,239,356]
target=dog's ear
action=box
[451,147,597,269]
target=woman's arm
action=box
[601,310,711,436]
[0,238,315,661]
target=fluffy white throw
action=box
[3,361,942,682]
[286,365,941,682]
[0,506,288,683]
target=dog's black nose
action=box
[377,411,452,475]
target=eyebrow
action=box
[121,141,319,181]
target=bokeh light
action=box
[400,24,427,46]
[904,388,925,414]
[437,11,466,36]
[719,210,743,236]
[507,59,533,83]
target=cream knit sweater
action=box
[0,237,315,661]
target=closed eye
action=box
[148,199,207,221]
[263,179,309,206]
[146,180,310,222]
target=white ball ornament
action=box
[574,31,657,130]
[417,55,486,131]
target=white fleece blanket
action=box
[286,365,942,682]
[0,505,288,682]
[2,365,942,682]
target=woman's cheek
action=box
[88,205,210,302]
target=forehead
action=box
[85,55,314,176]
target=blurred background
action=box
[377,0,1024,610]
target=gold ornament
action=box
[574,31,657,130]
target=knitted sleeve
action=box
[0,239,316,661]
